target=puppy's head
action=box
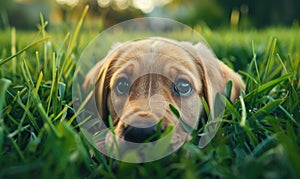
[83,37,245,150]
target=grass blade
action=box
[10,27,16,80]
[169,104,194,133]
[251,40,261,84]
[21,59,59,137]
[0,78,12,116]
[0,37,51,66]
[252,98,283,120]
[244,73,294,101]
[239,95,246,127]
[262,38,277,82]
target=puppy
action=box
[83,37,245,156]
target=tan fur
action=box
[83,37,245,146]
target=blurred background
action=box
[0,0,299,31]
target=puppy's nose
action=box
[123,122,163,143]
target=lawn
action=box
[0,10,299,178]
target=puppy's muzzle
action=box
[123,120,164,143]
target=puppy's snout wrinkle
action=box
[149,94,168,119]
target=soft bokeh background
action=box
[1,0,299,30]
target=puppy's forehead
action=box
[118,39,193,59]
[112,39,198,72]
[107,39,203,92]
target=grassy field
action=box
[0,10,300,178]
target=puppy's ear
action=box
[189,42,245,118]
[83,42,124,91]
[83,43,123,126]
[83,59,106,91]
[217,61,245,102]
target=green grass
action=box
[1,9,300,179]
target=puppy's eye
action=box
[173,79,193,97]
[115,78,130,95]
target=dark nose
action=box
[123,122,164,143]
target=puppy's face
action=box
[107,40,203,144]
[84,37,245,153]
